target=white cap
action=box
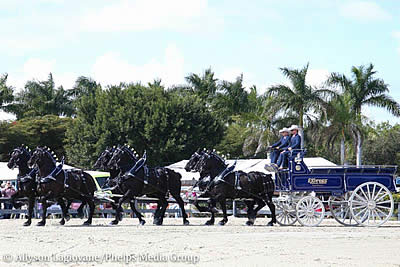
[279,127,290,133]
[289,125,299,131]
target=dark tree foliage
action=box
[65,83,224,168]
[363,122,400,166]
[0,115,71,161]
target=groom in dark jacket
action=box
[269,128,290,164]
[277,125,301,169]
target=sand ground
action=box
[0,217,399,267]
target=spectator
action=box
[2,182,16,219]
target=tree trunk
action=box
[254,130,265,157]
[340,138,345,165]
[356,132,362,166]
[299,108,304,149]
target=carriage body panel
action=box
[275,150,397,194]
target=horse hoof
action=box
[218,221,226,226]
[59,220,65,225]
[139,220,146,226]
[65,215,71,221]
[154,220,163,226]
[245,221,254,226]
[83,221,91,226]
[266,221,274,226]
[37,221,46,226]
[205,220,214,226]
[183,220,190,225]
[109,220,119,225]
[23,221,32,226]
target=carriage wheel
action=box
[349,182,394,227]
[296,196,325,227]
[274,197,297,226]
[328,193,359,226]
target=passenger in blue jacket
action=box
[269,128,290,164]
[276,125,301,169]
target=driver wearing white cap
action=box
[276,125,301,169]
[268,128,290,164]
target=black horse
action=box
[7,146,38,226]
[28,147,97,226]
[108,150,189,225]
[93,146,146,225]
[189,151,276,226]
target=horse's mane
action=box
[14,145,31,157]
[120,144,138,161]
[39,146,58,164]
[210,151,227,167]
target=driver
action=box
[268,127,290,164]
[276,125,301,169]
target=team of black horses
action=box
[7,145,276,227]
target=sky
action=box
[1,0,400,123]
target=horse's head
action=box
[7,146,31,169]
[185,149,202,172]
[107,145,137,170]
[198,151,227,175]
[93,147,114,170]
[28,147,56,169]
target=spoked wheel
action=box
[296,196,325,227]
[328,193,359,226]
[274,197,297,226]
[349,182,394,227]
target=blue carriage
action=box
[265,150,398,227]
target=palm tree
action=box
[327,64,400,165]
[321,94,362,165]
[328,64,400,117]
[267,63,336,147]
[0,73,14,110]
[185,67,218,102]
[8,73,74,119]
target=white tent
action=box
[167,157,336,183]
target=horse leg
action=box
[249,198,266,225]
[218,196,228,226]
[245,200,256,226]
[37,197,48,226]
[205,198,216,225]
[111,191,130,225]
[265,192,276,226]
[83,198,95,225]
[23,196,35,226]
[171,193,189,225]
[77,200,86,219]
[58,198,70,225]
[154,198,168,225]
[110,200,120,225]
[10,191,22,209]
[129,199,146,225]
[153,200,162,225]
